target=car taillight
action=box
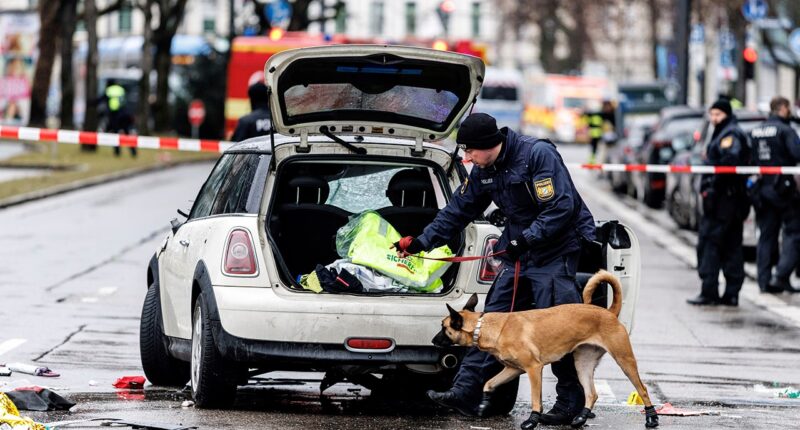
[652,140,671,149]
[223,228,257,275]
[346,338,394,351]
[478,237,502,283]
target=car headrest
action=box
[386,169,435,208]
[286,175,330,204]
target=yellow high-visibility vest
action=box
[106,84,126,112]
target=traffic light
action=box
[743,47,757,80]
[437,0,455,35]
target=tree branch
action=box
[77,0,125,20]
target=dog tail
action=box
[582,270,623,318]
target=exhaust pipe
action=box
[440,353,459,369]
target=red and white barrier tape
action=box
[0,125,233,153]
[569,163,800,175]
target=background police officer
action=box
[688,100,751,306]
[584,100,615,164]
[232,82,272,142]
[751,96,800,293]
[100,79,135,157]
[393,113,596,426]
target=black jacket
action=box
[231,107,272,142]
[750,115,800,206]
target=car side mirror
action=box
[170,216,184,234]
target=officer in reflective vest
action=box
[584,101,615,163]
[103,79,135,157]
[394,113,596,426]
[750,96,800,293]
[687,99,750,306]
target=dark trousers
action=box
[773,202,800,281]
[697,215,745,299]
[451,252,585,414]
[756,203,783,290]
[108,111,136,157]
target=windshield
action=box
[480,85,518,101]
[323,164,441,213]
[276,56,473,131]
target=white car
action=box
[139,45,643,408]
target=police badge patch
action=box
[460,177,469,195]
[533,178,555,201]
[720,136,733,149]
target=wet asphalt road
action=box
[1,144,800,429]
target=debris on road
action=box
[5,386,75,411]
[98,418,198,430]
[0,366,10,377]
[113,376,146,389]
[754,383,800,398]
[180,400,194,408]
[0,392,46,430]
[651,402,720,416]
[6,363,60,377]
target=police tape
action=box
[0,125,233,153]
[568,163,800,175]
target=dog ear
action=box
[446,304,463,330]
[462,293,479,312]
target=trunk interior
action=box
[268,158,462,293]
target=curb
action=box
[0,159,213,210]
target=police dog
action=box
[432,270,658,429]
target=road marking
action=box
[81,297,98,303]
[97,287,117,296]
[572,169,800,328]
[0,338,27,356]
[595,379,617,404]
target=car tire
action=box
[191,294,237,408]
[140,282,190,387]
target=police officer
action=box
[585,101,615,164]
[232,82,272,142]
[687,100,751,306]
[393,113,596,427]
[101,79,135,157]
[751,97,800,293]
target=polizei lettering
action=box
[751,126,778,138]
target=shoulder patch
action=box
[533,178,555,202]
[460,177,469,195]
[720,136,734,149]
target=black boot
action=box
[719,294,738,307]
[570,407,593,428]
[686,294,718,305]
[476,391,493,417]
[521,411,541,429]
[539,406,574,425]
[644,405,659,428]
[426,389,475,417]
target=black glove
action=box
[505,235,530,261]
[393,236,425,255]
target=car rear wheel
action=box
[140,282,190,386]
[191,294,237,408]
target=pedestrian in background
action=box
[100,79,136,157]
[584,100,615,164]
[750,96,800,293]
[232,82,272,142]
[688,99,750,306]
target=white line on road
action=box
[97,287,118,296]
[0,338,27,356]
[595,379,617,404]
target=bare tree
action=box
[28,0,62,127]
[82,0,126,133]
[135,0,156,135]
[645,0,670,79]
[59,0,79,129]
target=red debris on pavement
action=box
[113,376,146,389]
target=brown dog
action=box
[432,270,658,429]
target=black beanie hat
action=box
[248,82,270,107]
[457,113,504,150]
[710,99,732,117]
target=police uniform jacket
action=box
[417,128,595,265]
[750,115,800,206]
[702,117,750,218]
[232,107,272,142]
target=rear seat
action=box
[275,175,351,276]
[377,169,439,237]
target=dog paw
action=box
[520,411,541,429]
[570,407,592,428]
[644,405,659,428]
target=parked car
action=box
[628,106,704,208]
[139,45,644,408]
[606,116,657,195]
[666,110,767,261]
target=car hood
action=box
[264,45,485,143]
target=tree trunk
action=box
[152,38,172,131]
[83,0,99,133]
[59,0,78,129]
[647,0,661,79]
[138,2,154,135]
[29,0,62,127]
[537,0,560,73]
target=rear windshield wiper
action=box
[319,126,367,155]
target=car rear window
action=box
[190,153,268,219]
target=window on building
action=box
[335,2,347,33]
[471,2,481,38]
[405,2,416,36]
[370,1,384,36]
[119,4,132,33]
[203,18,215,34]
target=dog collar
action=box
[473,315,484,344]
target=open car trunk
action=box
[268,157,462,295]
